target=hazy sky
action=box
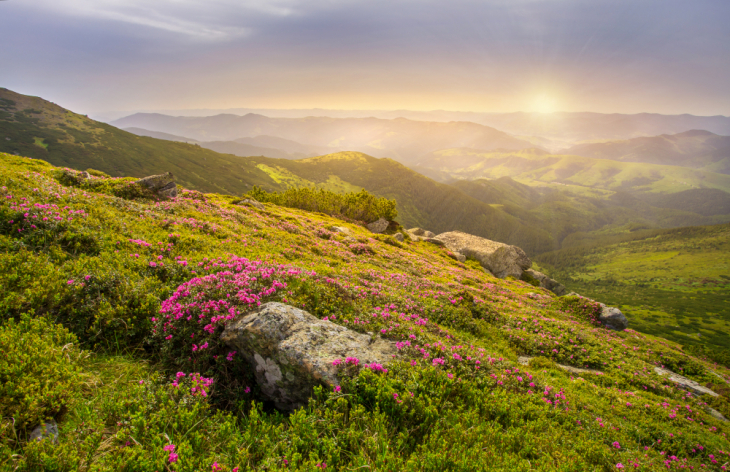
[2,0,729,116]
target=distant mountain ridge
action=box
[564,130,730,174]
[110,112,541,165]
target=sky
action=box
[1,0,729,117]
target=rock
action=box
[366,218,389,234]
[331,226,351,234]
[456,254,466,262]
[599,306,628,331]
[408,228,426,236]
[393,232,404,242]
[30,420,58,443]
[423,230,435,238]
[654,367,719,397]
[517,356,600,375]
[423,237,445,247]
[434,231,532,279]
[221,302,397,411]
[707,407,728,422]
[135,172,177,198]
[524,269,566,296]
[239,198,265,210]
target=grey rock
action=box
[524,269,566,296]
[517,356,599,375]
[455,253,466,262]
[135,172,177,198]
[707,407,728,422]
[366,218,389,234]
[393,232,404,242]
[423,230,435,238]
[331,226,351,234]
[221,302,397,411]
[434,231,532,279]
[407,228,426,236]
[30,420,58,443]
[423,237,445,247]
[239,198,265,210]
[599,306,628,331]
[654,367,719,397]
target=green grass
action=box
[3,152,730,470]
[536,223,730,357]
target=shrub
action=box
[0,315,85,438]
[247,186,397,223]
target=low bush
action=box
[0,315,85,439]
[247,186,397,223]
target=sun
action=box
[530,94,558,114]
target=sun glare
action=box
[531,94,558,114]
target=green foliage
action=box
[1,153,730,471]
[248,186,397,223]
[0,315,84,437]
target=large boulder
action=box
[599,306,628,331]
[135,172,177,198]
[523,269,566,296]
[367,218,390,234]
[434,231,532,279]
[221,302,397,411]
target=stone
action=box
[708,407,728,422]
[524,269,566,296]
[366,218,389,234]
[434,231,532,279]
[393,232,404,242]
[221,302,397,411]
[135,172,177,198]
[517,356,600,375]
[239,198,265,210]
[30,420,58,444]
[455,254,466,262]
[423,230,435,238]
[423,237,445,247]
[407,228,426,236]
[654,367,719,397]
[331,226,351,234]
[599,306,628,331]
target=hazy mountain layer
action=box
[110,112,540,164]
[564,130,730,174]
[417,148,730,194]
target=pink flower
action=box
[613,441,621,449]
[334,385,342,393]
[616,464,624,469]
[169,453,179,463]
[164,444,176,452]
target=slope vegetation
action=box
[536,224,730,359]
[2,153,730,471]
[565,130,730,174]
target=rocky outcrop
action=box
[406,228,445,246]
[654,367,719,397]
[599,306,628,331]
[331,226,351,234]
[135,172,177,198]
[393,232,404,242]
[434,231,531,279]
[518,356,601,375]
[221,302,397,411]
[524,269,566,296]
[238,198,265,210]
[367,218,389,234]
[30,420,58,443]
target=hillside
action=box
[3,152,730,471]
[0,88,282,195]
[564,130,730,174]
[110,112,540,165]
[417,147,730,194]
[535,224,730,360]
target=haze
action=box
[1,0,729,117]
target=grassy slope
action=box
[419,148,730,194]
[250,152,559,254]
[0,88,281,194]
[2,153,730,471]
[536,224,730,355]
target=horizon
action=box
[1,0,729,117]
